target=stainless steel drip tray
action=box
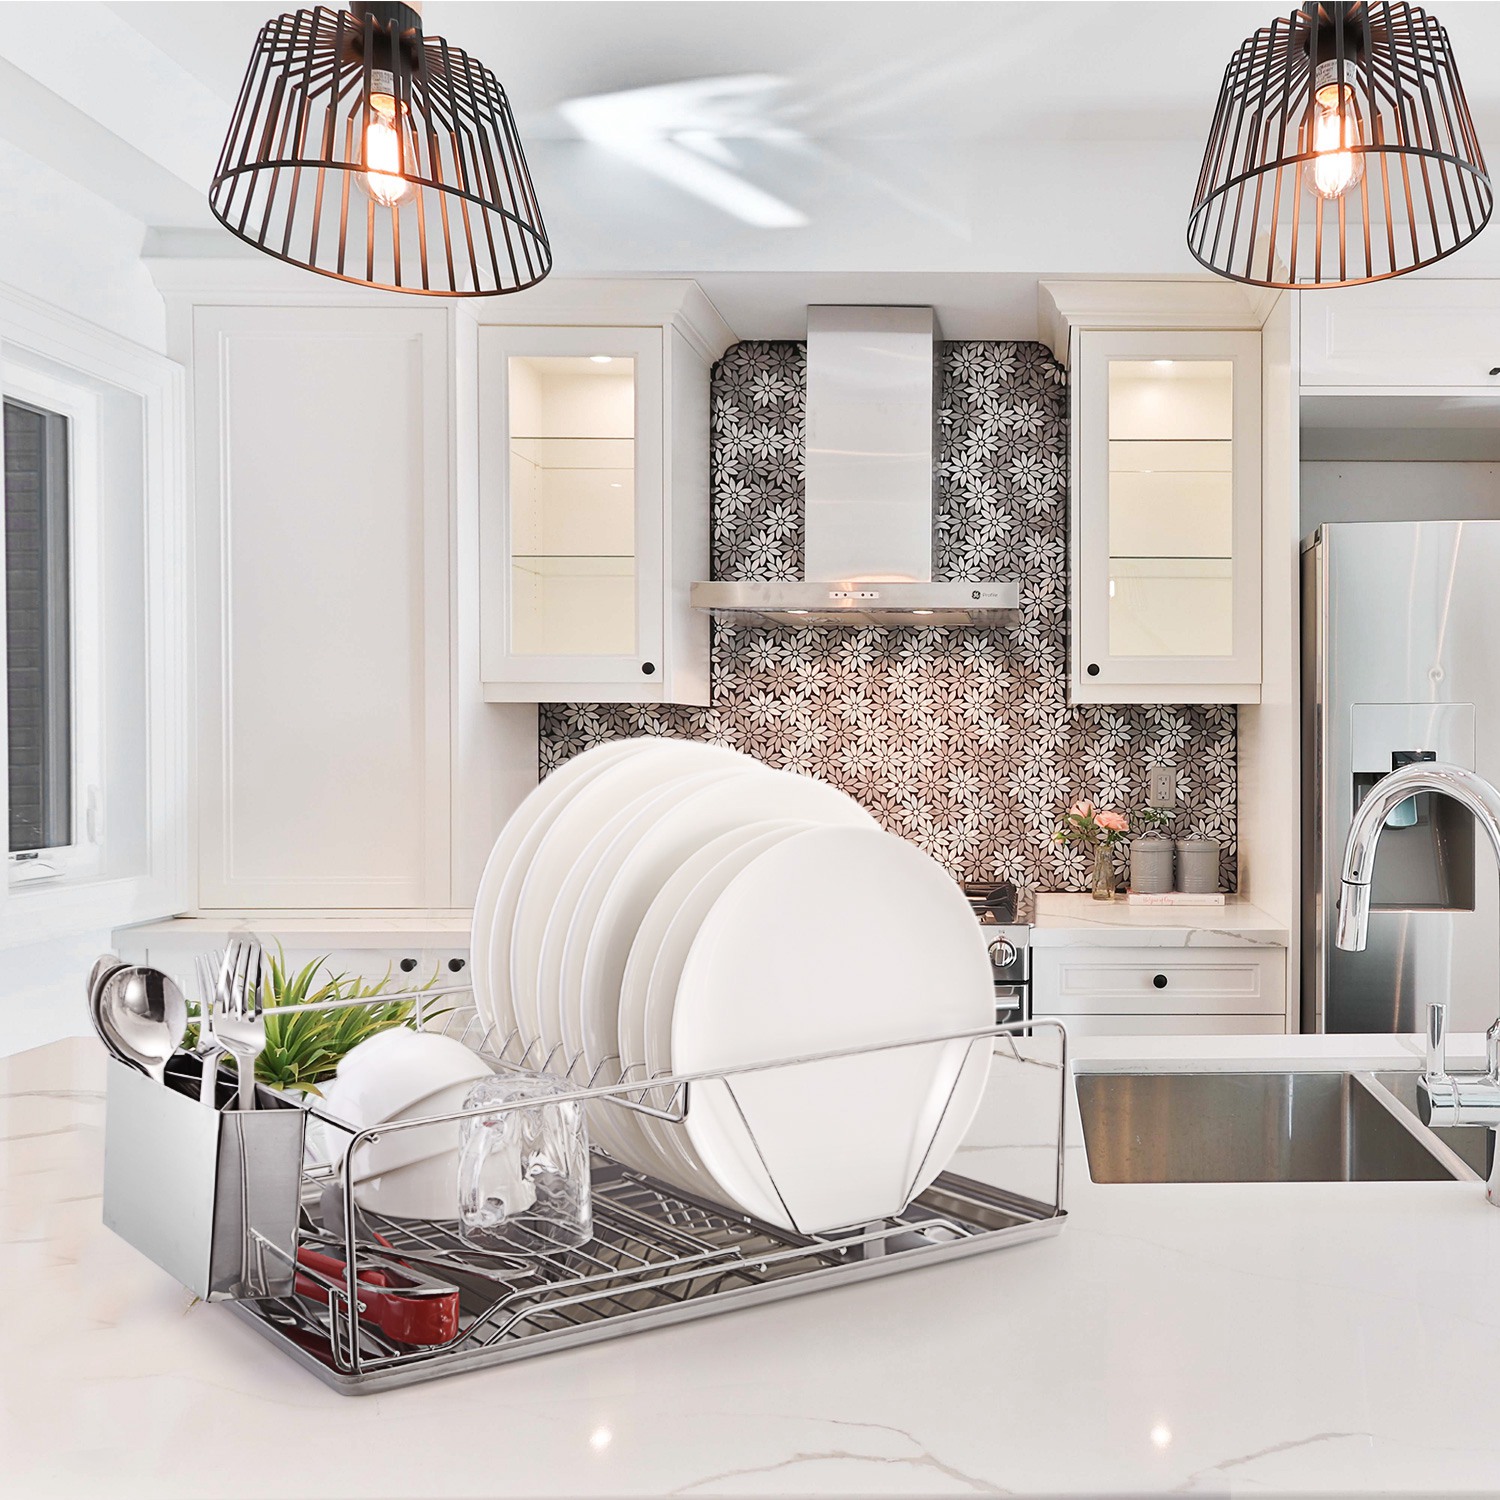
[234,1161,1065,1395]
[1075,1070,1482,1185]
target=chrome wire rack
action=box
[203,995,1068,1394]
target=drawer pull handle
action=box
[1152,973,1168,989]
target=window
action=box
[1,357,101,891]
[4,398,71,859]
[0,292,186,951]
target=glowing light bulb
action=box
[360,72,413,207]
[1304,68,1364,202]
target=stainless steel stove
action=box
[962,882,1032,1027]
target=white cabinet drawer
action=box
[1300,282,1500,389]
[1033,948,1285,1016]
[1061,1014,1286,1037]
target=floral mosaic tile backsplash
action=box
[539,341,1237,894]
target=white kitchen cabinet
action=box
[1300,281,1500,390]
[476,292,724,705]
[1033,945,1287,1036]
[1071,328,1262,704]
[191,306,452,910]
[114,919,472,998]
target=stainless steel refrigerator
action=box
[1304,521,1500,1034]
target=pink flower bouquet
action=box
[1054,800,1131,848]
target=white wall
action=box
[0,138,164,351]
[1300,462,1500,535]
[3,931,105,1055]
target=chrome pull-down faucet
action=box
[1334,760,1500,1204]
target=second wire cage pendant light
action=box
[210,2,550,296]
[1189,2,1490,289]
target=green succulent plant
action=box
[186,946,445,1095]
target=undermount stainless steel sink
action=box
[1075,1070,1481,1184]
[1370,1069,1495,1177]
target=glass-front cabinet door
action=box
[479,326,665,695]
[1073,329,1261,703]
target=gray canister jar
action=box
[1174,838,1222,894]
[1128,838,1174,895]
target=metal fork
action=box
[214,937,266,1111]
[194,950,226,1107]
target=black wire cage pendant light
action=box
[1188,2,1490,289]
[209,2,550,296]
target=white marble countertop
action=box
[11,1031,1500,1497]
[117,895,1292,960]
[1030,892,1289,948]
[114,913,473,950]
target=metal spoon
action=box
[94,965,190,1084]
[87,954,117,998]
[87,958,129,1057]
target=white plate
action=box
[569,768,878,1171]
[537,767,748,1069]
[625,820,812,1195]
[470,739,647,1042]
[508,740,748,1056]
[530,765,747,1168]
[574,768,879,1085]
[671,827,995,1234]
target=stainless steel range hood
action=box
[690,306,1020,628]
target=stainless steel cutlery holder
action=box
[101,997,1068,1393]
[103,1055,306,1300]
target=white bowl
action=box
[353,1150,462,1222]
[341,1076,486,1182]
[326,1029,491,1139]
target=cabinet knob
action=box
[1490,367,1500,376]
[642,662,656,675]
[1086,663,1100,677]
[399,957,418,973]
[447,957,466,973]
[1152,973,1168,989]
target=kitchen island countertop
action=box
[8,1031,1500,1498]
[1029,891,1288,947]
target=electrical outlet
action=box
[1147,766,1177,808]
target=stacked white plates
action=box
[470,738,994,1234]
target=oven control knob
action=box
[988,938,1019,969]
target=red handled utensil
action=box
[294,1241,461,1347]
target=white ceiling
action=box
[8,1,1500,336]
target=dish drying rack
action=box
[107,985,1069,1395]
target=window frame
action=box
[2,364,103,885]
[0,283,187,950]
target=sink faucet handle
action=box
[1427,1002,1449,1078]
[1488,1019,1500,1082]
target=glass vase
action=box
[1091,845,1117,902]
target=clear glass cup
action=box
[458,1070,592,1253]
